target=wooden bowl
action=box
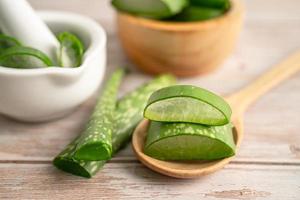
[116,0,244,77]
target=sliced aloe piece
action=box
[0,34,21,53]
[53,74,176,178]
[74,69,124,161]
[0,46,53,68]
[190,0,230,10]
[57,32,84,68]
[144,121,235,160]
[144,85,231,126]
[112,0,188,19]
[170,6,224,22]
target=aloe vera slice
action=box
[53,74,176,178]
[57,32,84,67]
[112,0,188,19]
[190,0,230,10]
[0,46,53,68]
[144,85,231,126]
[0,34,21,53]
[73,69,124,161]
[170,6,224,22]
[144,121,235,160]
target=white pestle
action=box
[0,0,59,63]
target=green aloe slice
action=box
[53,74,176,178]
[190,0,230,10]
[144,85,231,126]
[170,6,224,22]
[57,32,84,67]
[74,69,124,161]
[112,0,188,19]
[0,34,21,54]
[0,46,53,68]
[144,121,235,160]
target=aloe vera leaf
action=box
[57,32,84,67]
[170,6,224,22]
[53,74,176,178]
[0,34,21,54]
[112,0,188,19]
[0,46,53,68]
[190,0,230,10]
[74,69,124,161]
[112,74,176,152]
[144,121,235,160]
[144,85,231,126]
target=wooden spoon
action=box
[132,51,300,178]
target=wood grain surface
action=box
[1,0,300,199]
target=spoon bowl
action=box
[132,51,300,178]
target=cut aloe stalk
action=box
[112,0,188,19]
[144,85,231,126]
[170,6,224,22]
[112,74,176,152]
[144,121,235,160]
[57,32,84,67]
[190,0,230,10]
[53,74,176,178]
[0,34,21,53]
[0,46,53,68]
[73,69,124,161]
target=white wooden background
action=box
[1,0,300,199]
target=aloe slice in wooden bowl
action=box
[132,51,300,178]
[144,121,235,160]
[144,85,231,125]
[190,0,230,10]
[112,0,188,19]
[0,46,53,68]
[53,74,176,178]
[170,6,224,22]
[57,32,84,67]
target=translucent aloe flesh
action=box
[74,69,124,161]
[144,121,235,160]
[112,0,188,19]
[0,46,53,68]
[144,85,231,125]
[57,32,84,67]
[53,74,176,178]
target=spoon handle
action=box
[227,51,300,115]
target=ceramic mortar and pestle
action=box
[0,0,106,122]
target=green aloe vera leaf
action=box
[112,0,188,19]
[57,32,84,68]
[170,6,224,22]
[144,85,231,126]
[0,34,21,54]
[0,46,53,68]
[144,121,235,160]
[112,74,176,152]
[74,69,124,161]
[53,74,176,178]
[190,0,230,10]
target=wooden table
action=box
[1,0,300,199]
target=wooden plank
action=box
[0,163,299,200]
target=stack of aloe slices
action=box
[111,0,230,21]
[0,32,84,69]
[53,72,176,178]
[143,85,235,161]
